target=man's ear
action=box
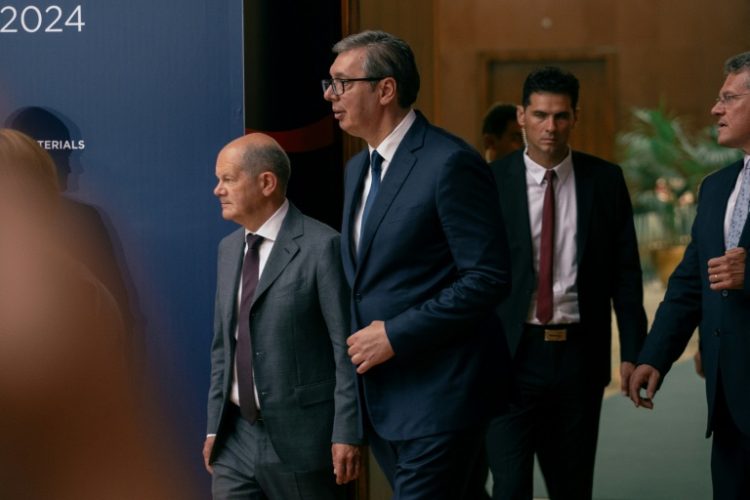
[483,133,496,151]
[378,77,398,106]
[516,105,526,128]
[259,171,278,197]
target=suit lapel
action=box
[357,114,426,265]
[572,153,593,266]
[251,205,302,307]
[342,151,369,274]
[220,229,245,332]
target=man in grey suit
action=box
[203,133,361,499]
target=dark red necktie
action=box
[237,233,263,423]
[536,170,555,324]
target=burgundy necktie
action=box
[237,233,263,423]
[536,170,555,324]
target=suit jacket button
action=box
[355,292,362,302]
[721,290,729,297]
[714,329,720,337]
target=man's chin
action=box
[715,133,734,148]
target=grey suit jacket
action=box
[206,203,359,472]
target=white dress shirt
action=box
[229,199,289,409]
[352,109,417,251]
[723,155,750,244]
[524,149,581,324]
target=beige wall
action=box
[436,0,750,153]
[359,0,436,121]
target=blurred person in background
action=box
[7,106,139,359]
[482,102,524,163]
[0,128,190,499]
[463,101,525,500]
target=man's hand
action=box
[620,361,636,396]
[203,435,216,474]
[694,350,705,379]
[331,443,361,485]
[347,320,395,374]
[628,364,661,410]
[708,247,746,290]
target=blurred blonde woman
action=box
[0,128,190,499]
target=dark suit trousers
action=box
[486,325,603,500]
[365,411,484,500]
[212,405,344,500]
[711,371,750,499]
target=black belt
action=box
[525,323,581,342]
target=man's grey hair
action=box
[242,144,291,193]
[725,52,750,88]
[332,30,420,109]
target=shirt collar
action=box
[368,109,417,163]
[244,198,289,243]
[523,147,574,185]
[744,154,750,169]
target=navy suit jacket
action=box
[638,160,750,437]
[341,111,512,441]
[490,150,647,386]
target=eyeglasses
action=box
[715,92,750,106]
[321,77,388,96]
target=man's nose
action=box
[323,84,337,102]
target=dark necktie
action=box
[360,150,384,244]
[237,233,263,423]
[536,170,555,324]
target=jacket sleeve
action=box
[385,148,511,358]
[638,186,705,376]
[206,248,227,435]
[317,235,361,445]
[611,167,648,362]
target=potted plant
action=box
[617,105,743,284]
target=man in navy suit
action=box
[322,30,512,499]
[630,52,750,499]
[488,67,647,499]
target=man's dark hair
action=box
[332,30,420,108]
[522,66,580,109]
[482,103,517,136]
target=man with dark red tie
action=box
[203,133,361,499]
[487,66,648,500]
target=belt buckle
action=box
[544,328,567,342]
